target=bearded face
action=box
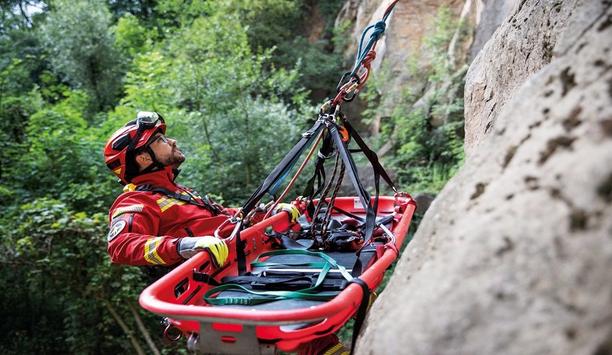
[137,134,186,170]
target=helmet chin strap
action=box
[139,145,166,174]
[172,167,181,180]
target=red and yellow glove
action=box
[178,236,228,267]
[273,203,301,223]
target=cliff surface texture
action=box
[357,1,612,354]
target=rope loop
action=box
[362,50,376,65]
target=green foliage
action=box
[107,0,158,22]
[40,0,124,112]
[154,0,212,28]
[15,92,110,205]
[222,0,301,51]
[422,6,457,82]
[180,97,305,202]
[114,13,155,58]
[0,198,148,353]
[373,6,466,195]
[112,6,313,204]
[218,0,346,100]
[119,50,173,112]
[0,59,45,203]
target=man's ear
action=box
[135,151,152,170]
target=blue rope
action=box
[350,20,387,77]
[349,0,398,78]
[271,4,397,196]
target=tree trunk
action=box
[104,301,146,355]
[448,0,474,69]
[129,303,161,355]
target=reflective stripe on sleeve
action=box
[111,204,144,219]
[144,237,167,265]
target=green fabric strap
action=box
[203,250,353,306]
[251,249,353,281]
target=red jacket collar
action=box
[130,167,178,190]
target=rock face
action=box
[335,0,516,137]
[469,0,519,60]
[338,0,463,71]
[358,1,612,354]
[463,0,604,155]
[336,0,467,128]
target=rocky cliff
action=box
[357,1,612,354]
[336,0,466,132]
[336,0,517,133]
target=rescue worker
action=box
[104,111,238,271]
[104,111,301,272]
[103,111,347,354]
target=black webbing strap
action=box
[327,124,371,218]
[221,274,347,291]
[301,132,334,216]
[193,271,221,286]
[241,120,325,215]
[235,222,246,275]
[237,120,324,275]
[327,123,377,277]
[342,119,396,192]
[351,174,379,276]
[341,118,398,275]
[203,250,352,305]
[136,185,222,215]
[349,277,370,354]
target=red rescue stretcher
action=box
[139,195,415,354]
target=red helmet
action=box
[104,112,166,184]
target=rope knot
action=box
[371,21,386,39]
[363,50,376,64]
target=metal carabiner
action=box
[214,214,241,240]
[343,90,358,102]
[336,71,361,93]
[162,318,182,342]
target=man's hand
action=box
[273,203,301,223]
[178,236,228,267]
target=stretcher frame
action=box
[139,195,415,354]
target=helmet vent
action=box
[112,134,131,150]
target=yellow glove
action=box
[273,203,300,223]
[178,236,229,267]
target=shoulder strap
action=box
[136,185,222,215]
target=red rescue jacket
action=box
[107,168,234,266]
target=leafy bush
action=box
[368,6,466,195]
[0,198,149,353]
